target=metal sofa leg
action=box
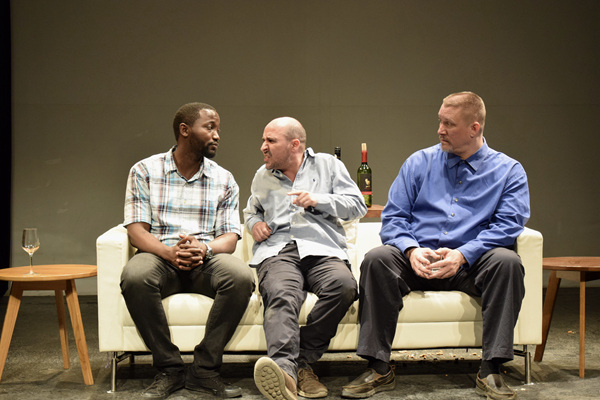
[107,351,135,393]
[524,345,532,384]
[514,345,532,384]
[109,352,117,393]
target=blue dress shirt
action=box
[244,148,367,266]
[380,141,530,268]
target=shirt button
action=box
[458,180,463,184]
[451,213,455,217]
[454,198,458,202]
[444,231,448,235]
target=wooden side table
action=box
[0,264,97,385]
[533,257,600,378]
[364,204,384,219]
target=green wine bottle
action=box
[357,143,372,207]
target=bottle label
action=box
[358,173,372,194]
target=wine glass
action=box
[22,228,40,275]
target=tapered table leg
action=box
[0,284,24,382]
[534,271,560,362]
[55,289,70,369]
[65,279,94,385]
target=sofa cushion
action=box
[121,290,481,329]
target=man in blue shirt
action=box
[244,117,367,400]
[343,92,530,400]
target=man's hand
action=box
[407,247,442,279]
[173,234,205,271]
[426,248,466,279]
[251,221,272,243]
[288,191,317,209]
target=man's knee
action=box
[360,245,398,277]
[486,248,524,277]
[326,266,358,304]
[215,254,255,294]
[120,253,160,292]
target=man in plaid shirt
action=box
[121,103,254,399]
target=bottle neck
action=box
[361,150,368,163]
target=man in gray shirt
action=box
[244,117,367,400]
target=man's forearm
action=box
[126,222,172,261]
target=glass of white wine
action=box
[22,228,40,275]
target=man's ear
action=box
[179,123,190,138]
[470,121,481,137]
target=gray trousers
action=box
[120,252,254,375]
[357,245,525,363]
[257,242,358,381]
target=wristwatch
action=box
[204,243,214,260]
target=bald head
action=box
[265,117,307,149]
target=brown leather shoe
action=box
[297,367,328,398]
[341,367,395,398]
[254,357,298,400]
[475,372,517,399]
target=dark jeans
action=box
[257,242,358,381]
[120,252,254,375]
[357,245,525,363]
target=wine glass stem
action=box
[29,254,34,275]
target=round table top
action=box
[0,264,97,282]
[542,257,600,272]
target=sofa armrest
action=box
[514,227,544,344]
[353,222,383,280]
[96,225,135,351]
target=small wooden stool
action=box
[0,264,97,385]
[533,257,600,378]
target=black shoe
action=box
[475,372,517,399]
[186,368,242,398]
[142,371,185,399]
[341,367,395,398]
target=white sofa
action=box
[96,222,543,391]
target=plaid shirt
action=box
[124,146,241,247]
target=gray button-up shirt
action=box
[243,148,367,266]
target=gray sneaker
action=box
[254,357,298,400]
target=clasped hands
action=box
[251,191,317,243]
[408,247,466,279]
[170,234,209,271]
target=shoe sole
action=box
[341,379,396,399]
[254,357,297,400]
[298,388,328,398]
[298,390,329,399]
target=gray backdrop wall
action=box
[10,0,600,294]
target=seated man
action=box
[244,117,367,400]
[343,92,530,400]
[120,102,254,399]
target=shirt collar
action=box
[166,146,211,181]
[446,139,489,172]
